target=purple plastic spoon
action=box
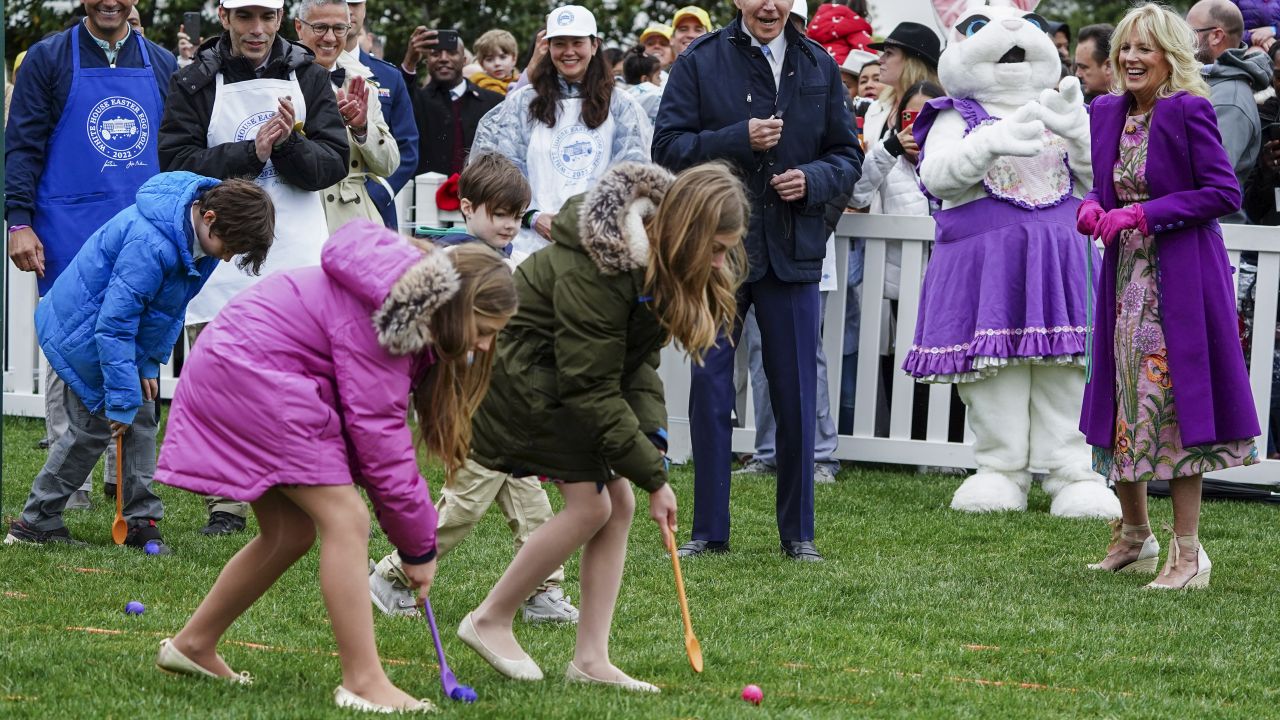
[422,598,478,703]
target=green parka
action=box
[470,163,676,493]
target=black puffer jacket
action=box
[158,35,348,191]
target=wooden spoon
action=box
[663,526,704,673]
[111,435,127,545]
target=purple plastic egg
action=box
[125,601,145,615]
[144,541,161,555]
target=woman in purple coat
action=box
[153,224,517,712]
[1077,3,1260,590]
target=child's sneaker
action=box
[125,519,173,555]
[368,561,420,617]
[523,587,579,624]
[4,519,87,546]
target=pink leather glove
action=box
[1095,204,1147,247]
[1076,199,1104,236]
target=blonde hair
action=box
[474,29,518,60]
[412,243,518,482]
[1109,3,1211,99]
[644,163,748,364]
[878,54,940,111]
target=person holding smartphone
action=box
[400,25,502,179]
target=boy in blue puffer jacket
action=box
[5,172,275,553]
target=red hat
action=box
[436,173,461,211]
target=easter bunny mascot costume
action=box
[905,0,1120,519]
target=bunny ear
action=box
[932,0,973,29]
[1006,0,1041,11]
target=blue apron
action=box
[32,27,163,294]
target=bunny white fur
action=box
[916,0,1118,520]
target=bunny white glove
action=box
[1036,77,1094,190]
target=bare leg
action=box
[1156,474,1204,584]
[470,482,610,659]
[1094,482,1153,570]
[280,485,419,709]
[573,479,638,681]
[171,489,316,676]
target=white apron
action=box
[186,73,330,324]
[512,98,614,262]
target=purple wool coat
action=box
[157,223,441,563]
[1080,91,1260,449]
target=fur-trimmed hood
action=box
[560,162,676,276]
[321,220,460,355]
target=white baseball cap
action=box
[546,5,598,39]
[220,0,285,8]
[791,0,809,23]
[839,49,879,77]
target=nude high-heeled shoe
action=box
[1145,527,1211,590]
[1087,519,1160,573]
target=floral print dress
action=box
[1092,113,1258,483]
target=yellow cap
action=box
[638,23,673,43]
[671,6,712,32]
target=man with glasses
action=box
[295,0,398,232]
[344,0,418,229]
[1187,0,1271,222]
[158,0,348,537]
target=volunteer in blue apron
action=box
[158,0,349,536]
[5,0,178,509]
[469,5,652,264]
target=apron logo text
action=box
[86,96,151,162]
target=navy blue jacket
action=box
[37,172,222,424]
[5,24,178,227]
[360,48,419,228]
[653,17,860,283]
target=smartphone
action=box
[434,29,460,52]
[901,109,920,128]
[183,11,202,41]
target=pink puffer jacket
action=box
[157,221,461,562]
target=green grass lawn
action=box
[3,414,1279,719]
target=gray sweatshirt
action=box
[1202,48,1272,222]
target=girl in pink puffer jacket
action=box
[153,222,517,713]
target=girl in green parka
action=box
[456,161,748,692]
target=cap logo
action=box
[557,10,575,26]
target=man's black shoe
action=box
[4,519,88,546]
[125,519,173,555]
[200,511,246,536]
[780,541,824,562]
[675,539,730,558]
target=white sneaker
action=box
[368,560,420,617]
[814,464,838,485]
[522,587,579,624]
[732,459,776,476]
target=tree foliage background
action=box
[6,1,1197,67]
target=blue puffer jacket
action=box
[36,171,223,424]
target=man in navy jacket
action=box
[653,0,860,562]
[346,0,419,228]
[6,0,178,507]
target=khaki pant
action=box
[188,322,249,519]
[375,458,564,593]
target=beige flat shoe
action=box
[333,686,436,713]
[457,612,543,681]
[156,638,252,685]
[565,661,660,693]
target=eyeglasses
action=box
[298,19,351,38]
[1191,26,1220,36]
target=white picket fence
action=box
[5,173,1277,483]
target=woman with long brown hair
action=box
[470,5,652,261]
[152,223,517,713]
[456,161,746,692]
